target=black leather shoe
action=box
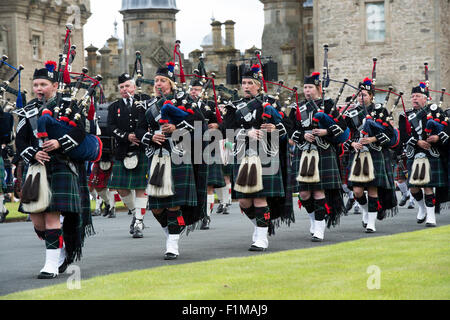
[132,227,143,238]
[128,209,132,215]
[407,203,415,209]
[164,252,178,260]
[58,259,69,274]
[129,216,136,234]
[417,217,426,224]
[399,195,409,206]
[0,209,8,223]
[222,205,230,215]
[426,222,436,227]
[102,204,111,217]
[311,236,323,242]
[362,222,367,228]
[108,207,116,218]
[216,204,224,214]
[37,272,57,279]
[248,245,266,252]
[365,228,375,233]
[345,198,355,212]
[200,217,210,230]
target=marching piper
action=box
[15,61,94,279]
[289,72,347,242]
[136,61,206,260]
[345,78,398,233]
[229,64,288,251]
[399,83,448,227]
[107,73,150,238]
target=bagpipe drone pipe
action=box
[423,89,449,142]
[0,55,27,111]
[36,71,104,162]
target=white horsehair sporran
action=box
[21,163,52,214]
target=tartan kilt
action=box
[88,162,113,189]
[207,163,226,188]
[293,145,342,192]
[0,156,5,192]
[222,164,233,177]
[19,157,83,214]
[395,158,408,181]
[147,162,197,210]
[347,148,391,189]
[382,149,396,190]
[407,155,447,188]
[233,155,285,199]
[339,153,350,185]
[108,151,148,190]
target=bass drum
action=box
[97,102,115,157]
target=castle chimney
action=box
[85,44,98,75]
[224,20,235,48]
[211,20,223,49]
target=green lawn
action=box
[2,225,449,300]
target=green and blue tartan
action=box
[233,155,285,199]
[222,164,233,177]
[347,147,391,189]
[407,155,447,188]
[147,162,198,209]
[108,151,149,190]
[207,163,226,188]
[293,144,342,191]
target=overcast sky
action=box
[83,0,264,55]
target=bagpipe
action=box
[409,63,449,185]
[147,40,220,198]
[347,58,396,183]
[35,24,104,163]
[424,88,449,138]
[0,55,26,112]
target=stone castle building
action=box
[0,0,91,97]
[312,0,449,106]
[86,0,448,105]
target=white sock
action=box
[121,192,135,212]
[0,194,5,213]
[216,186,225,204]
[207,194,215,217]
[398,182,408,195]
[97,189,110,206]
[225,184,232,205]
[108,190,116,208]
[134,197,148,221]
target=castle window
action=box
[158,21,163,35]
[139,21,145,36]
[32,35,41,60]
[366,2,385,42]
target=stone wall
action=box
[0,0,91,96]
[313,0,449,111]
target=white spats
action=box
[308,213,315,235]
[40,248,61,276]
[165,234,180,255]
[312,220,326,240]
[366,212,377,232]
[252,227,268,249]
[425,206,436,226]
[416,199,427,222]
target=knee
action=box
[299,192,311,201]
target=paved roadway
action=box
[1,199,449,296]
